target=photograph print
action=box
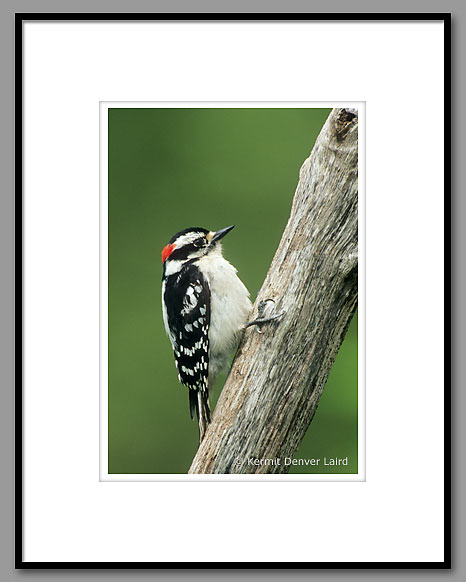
[104,105,359,477]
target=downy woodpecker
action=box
[161,225,252,441]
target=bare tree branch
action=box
[189,108,358,474]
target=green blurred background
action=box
[108,107,358,474]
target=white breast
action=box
[196,249,252,380]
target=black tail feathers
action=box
[189,388,211,442]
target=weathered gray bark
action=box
[189,108,358,474]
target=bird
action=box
[161,225,252,441]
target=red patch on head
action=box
[162,243,176,263]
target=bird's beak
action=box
[209,225,235,244]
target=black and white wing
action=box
[162,264,211,401]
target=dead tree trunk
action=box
[189,108,358,474]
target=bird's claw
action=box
[244,299,285,333]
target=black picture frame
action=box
[15,12,451,570]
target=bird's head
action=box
[161,225,235,269]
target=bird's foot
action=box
[244,299,285,333]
